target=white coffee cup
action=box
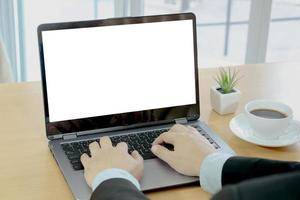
[244,100,293,139]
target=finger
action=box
[152,132,175,145]
[89,141,100,156]
[185,126,208,143]
[131,150,144,180]
[131,150,143,163]
[169,124,187,132]
[116,142,128,152]
[199,134,211,145]
[99,136,112,149]
[80,153,90,167]
[151,145,173,163]
[186,125,199,134]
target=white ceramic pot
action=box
[210,86,241,115]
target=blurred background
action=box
[0,0,300,82]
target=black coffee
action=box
[250,109,288,119]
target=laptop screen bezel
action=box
[37,13,200,138]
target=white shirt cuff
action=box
[199,153,233,194]
[92,168,141,191]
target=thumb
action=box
[151,145,172,163]
[131,150,144,181]
[131,150,143,163]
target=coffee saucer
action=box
[229,113,300,147]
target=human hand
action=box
[151,124,215,176]
[80,136,144,187]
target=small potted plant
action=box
[210,67,241,115]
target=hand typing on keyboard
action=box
[80,137,144,187]
[64,124,219,188]
[151,124,216,176]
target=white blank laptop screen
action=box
[42,19,196,122]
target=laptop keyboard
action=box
[61,126,220,170]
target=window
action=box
[144,0,251,67]
[266,0,300,62]
[20,0,252,81]
[2,0,299,82]
[22,0,97,80]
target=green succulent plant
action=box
[214,67,241,94]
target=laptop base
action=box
[49,120,234,200]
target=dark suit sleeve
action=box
[222,156,300,185]
[212,171,300,200]
[90,178,149,200]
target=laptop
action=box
[37,13,234,200]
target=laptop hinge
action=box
[175,117,188,124]
[62,133,77,140]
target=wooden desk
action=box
[1,63,300,200]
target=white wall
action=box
[23,0,95,80]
